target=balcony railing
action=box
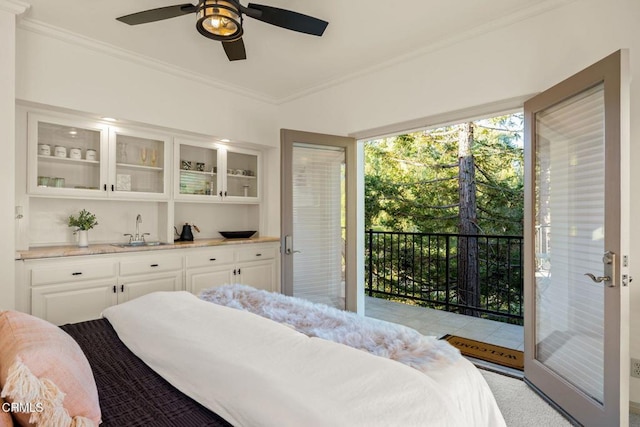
[365,230,524,324]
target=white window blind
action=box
[535,84,605,403]
[292,144,345,309]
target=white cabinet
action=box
[29,258,119,325]
[107,127,171,200]
[32,281,118,326]
[118,253,184,299]
[186,243,279,295]
[28,113,171,200]
[175,138,260,203]
[234,260,277,291]
[27,251,183,325]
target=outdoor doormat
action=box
[441,335,524,370]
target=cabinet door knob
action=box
[111,184,115,192]
[120,285,124,292]
[71,272,83,276]
[113,285,116,293]
[237,268,241,275]
[104,184,107,191]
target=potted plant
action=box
[68,209,98,248]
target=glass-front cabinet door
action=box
[28,113,170,200]
[224,149,259,200]
[28,114,108,197]
[175,139,219,200]
[108,128,170,199]
[174,140,260,202]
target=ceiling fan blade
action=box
[222,38,247,61]
[244,3,328,36]
[116,4,198,25]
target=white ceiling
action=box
[21,0,544,102]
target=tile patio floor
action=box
[364,296,524,351]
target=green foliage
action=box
[364,113,523,235]
[68,209,98,231]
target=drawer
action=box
[119,254,183,276]
[31,261,117,286]
[186,248,234,269]
[236,246,278,262]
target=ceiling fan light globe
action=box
[196,0,243,41]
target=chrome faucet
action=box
[124,214,149,243]
[135,214,142,241]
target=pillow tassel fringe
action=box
[1,357,96,427]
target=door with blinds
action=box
[523,50,630,426]
[281,129,356,311]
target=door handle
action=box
[284,235,302,255]
[584,251,616,287]
[584,273,611,284]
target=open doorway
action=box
[362,112,524,354]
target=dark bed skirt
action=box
[61,319,232,427]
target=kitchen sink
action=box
[111,241,172,248]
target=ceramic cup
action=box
[69,148,82,159]
[38,144,51,156]
[196,162,205,172]
[85,149,97,161]
[37,176,49,187]
[54,145,67,158]
[181,160,192,170]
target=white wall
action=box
[13,24,283,248]
[278,0,640,402]
[0,5,18,310]
[16,27,279,147]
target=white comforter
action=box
[103,292,505,427]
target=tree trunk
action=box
[457,122,480,316]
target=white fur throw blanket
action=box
[199,284,460,372]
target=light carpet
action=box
[481,369,640,426]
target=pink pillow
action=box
[0,395,13,426]
[0,311,100,426]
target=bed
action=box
[0,287,506,427]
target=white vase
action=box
[78,230,89,248]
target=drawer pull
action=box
[121,285,124,292]
[150,264,159,267]
[209,258,217,261]
[71,272,83,276]
[256,253,262,257]
[113,285,116,293]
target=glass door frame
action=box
[280,129,359,312]
[523,50,630,426]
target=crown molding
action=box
[14,0,577,106]
[0,0,30,15]
[275,0,578,105]
[17,18,277,105]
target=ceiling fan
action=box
[116,1,328,61]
